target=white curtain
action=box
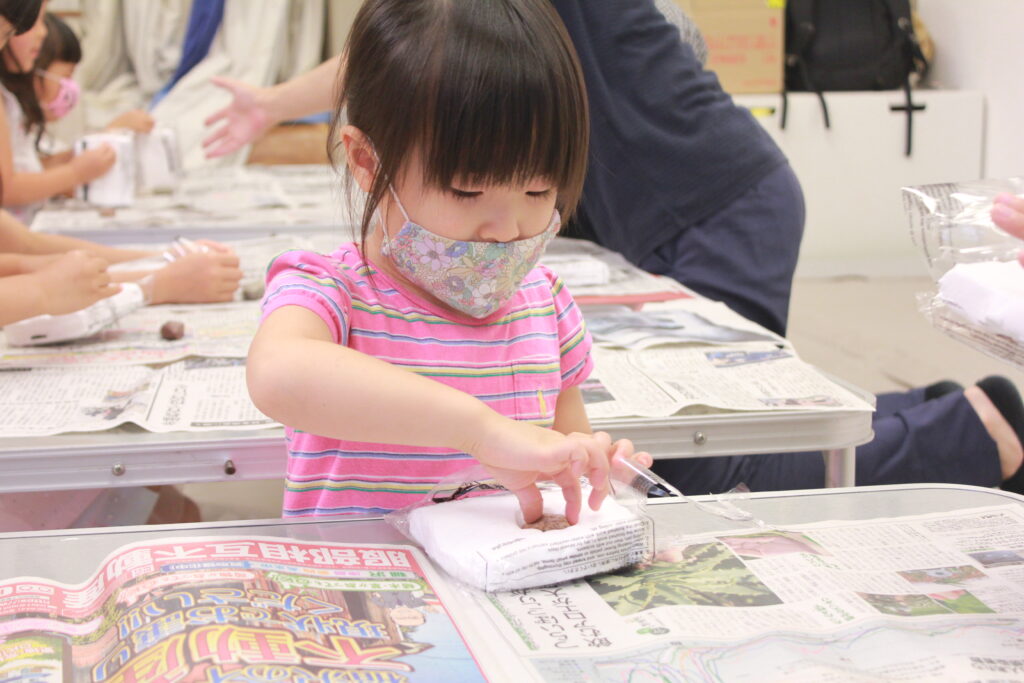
[54,1,328,168]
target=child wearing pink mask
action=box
[0,7,242,308]
[0,12,152,224]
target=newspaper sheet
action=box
[585,299,781,350]
[0,537,487,682]
[541,237,691,305]
[30,166,344,235]
[0,302,259,368]
[462,503,1024,682]
[0,358,277,436]
[583,345,871,417]
[577,299,870,417]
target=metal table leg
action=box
[824,447,856,488]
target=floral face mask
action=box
[380,187,559,318]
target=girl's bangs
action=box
[413,3,587,204]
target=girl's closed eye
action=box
[527,188,554,200]
[448,188,483,201]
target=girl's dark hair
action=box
[1,13,80,150]
[329,0,590,247]
[0,0,44,203]
[0,0,43,36]
[38,13,81,71]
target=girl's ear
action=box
[340,125,377,193]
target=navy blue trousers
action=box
[651,388,1001,494]
[633,165,1002,493]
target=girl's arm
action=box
[0,210,151,263]
[0,212,242,304]
[248,305,612,523]
[39,149,74,170]
[0,96,115,206]
[0,250,119,327]
[553,386,593,435]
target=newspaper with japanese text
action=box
[541,237,691,305]
[0,358,276,436]
[579,301,872,417]
[30,165,344,236]
[0,537,487,682]
[460,503,1024,682]
[0,302,258,369]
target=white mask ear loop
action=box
[387,185,412,223]
[379,185,411,256]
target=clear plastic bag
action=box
[904,177,1024,278]
[385,463,656,593]
[903,178,1024,368]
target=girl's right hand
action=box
[38,251,120,315]
[465,415,612,525]
[72,145,117,184]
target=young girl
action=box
[248,0,648,524]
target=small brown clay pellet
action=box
[242,281,265,301]
[160,320,185,341]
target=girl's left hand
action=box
[604,435,654,482]
[151,250,242,304]
[192,239,233,254]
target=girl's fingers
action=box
[511,484,544,525]
[550,456,584,525]
[584,439,611,511]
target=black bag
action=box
[781,0,928,155]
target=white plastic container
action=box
[4,282,146,346]
[74,132,137,207]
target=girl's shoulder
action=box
[524,263,572,303]
[267,242,371,284]
[264,243,384,307]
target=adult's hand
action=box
[993,194,1024,266]
[202,77,274,159]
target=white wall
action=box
[918,0,1024,178]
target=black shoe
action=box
[976,376,1024,495]
[924,380,963,401]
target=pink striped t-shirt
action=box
[261,244,594,517]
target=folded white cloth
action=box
[407,487,651,592]
[938,261,1024,341]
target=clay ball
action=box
[241,281,265,301]
[160,320,185,341]
[522,514,570,532]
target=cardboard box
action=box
[675,0,784,94]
